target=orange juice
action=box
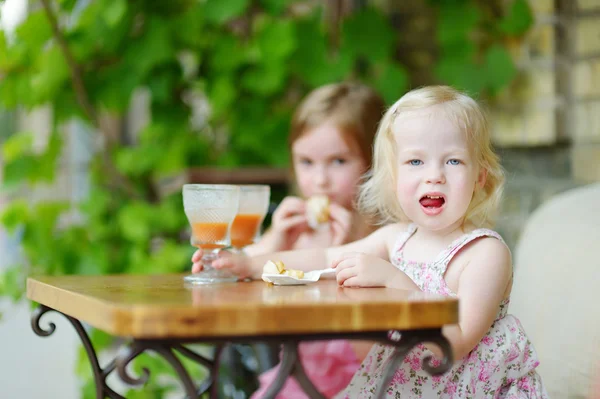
[231,214,263,248]
[191,222,229,249]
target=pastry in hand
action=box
[306,195,330,229]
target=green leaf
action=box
[435,58,486,95]
[341,8,395,62]
[241,63,287,96]
[31,45,70,103]
[115,145,162,178]
[155,136,188,175]
[291,16,351,86]
[2,130,62,187]
[31,202,70,240]
[117,202,153,242]
[371,62,409,104]
[256,19,296,61]
[207,76,237,119]
[209,34,246,72]
[0,266,24,302]
[436,2,480,46]
[144,241,190,274]
[125,17,173,78]
[147,70,175,104]
[169,3,205,48]
[0,30,8,69]
[103,0,127,27]
[15,10,52,51]
[499,0,534,36]
[0,74,33,108]
[57,0,78,12]
[484,45,517,93]
[259,0,289,14]
[204,0,250,24]
[0,200,29,231]
[2,131,33,163]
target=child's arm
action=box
[441,237,512,360]
[250,196,309,253]
[332,223,420,290]
[210,223,397,280]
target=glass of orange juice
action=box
[231,185,271,249]
[183,184,240,284]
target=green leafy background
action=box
[0,0,532,397]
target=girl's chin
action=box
[420,204,444,216]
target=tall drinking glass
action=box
[183,184,240,284]
[230,185,271,249]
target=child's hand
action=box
[268,196,309,250]
[190,249,255,279]
[332,252,399,287]
[328,203,354,246]
[212,251,255,279]
[191,249,203,273]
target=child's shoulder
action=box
[463,226,508,252]
[458,227,512,269]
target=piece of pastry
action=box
[262,260,305,281]
[283,269,304,279]
[306,195,329,229]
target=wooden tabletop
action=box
[27,274,458,339]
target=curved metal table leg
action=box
[31,305,125,399]
[264,341,325,399]
[262,341,326,399]
[172,343,223,398]
[374,329,454,398]
[116,342,225,399]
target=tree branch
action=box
[39,0,142,199]
[39,0,98,127]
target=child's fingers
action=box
[335,265,356,286]
[341,276,361,287]
[191,262,203,273]
[332,256,354,271]
[277,214,309,233]
[328,204,352,226]
[332,252,360,268]
[212,257,235,270]
[191,249,203,262]
[330,219,350,246]
[273,197,306,219]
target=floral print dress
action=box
[337,225,549,399]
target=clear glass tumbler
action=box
[230,185,271,249]
[183,184,240,284]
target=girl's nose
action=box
[425,166,446,184]
[314,165,329,187]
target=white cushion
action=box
[511,183,600,398]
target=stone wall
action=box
[567,0,600,181]
[495,0,600,250]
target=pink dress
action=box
[337,225,549,398]
[251,340,361,398]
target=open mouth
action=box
[419,194,445,209]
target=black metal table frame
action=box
[31,304,453,399]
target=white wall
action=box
[0,298,80,399]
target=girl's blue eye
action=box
[299,159,312,166]
[333,158,347,165]
[447,159,461,165]
[409,159,423,166]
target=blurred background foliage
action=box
[0,0,532,397]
